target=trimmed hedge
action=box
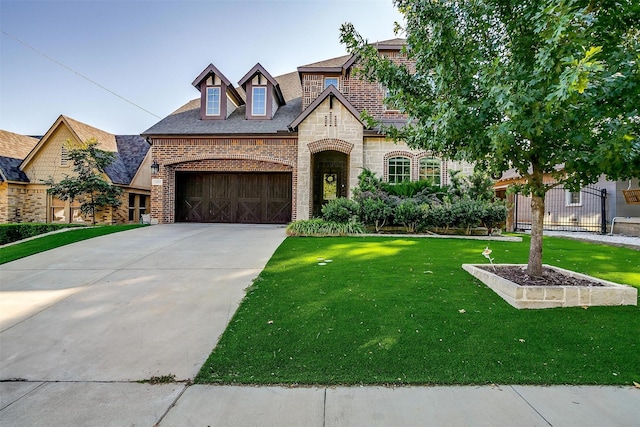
[0,223,85,245]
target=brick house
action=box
[143,39,470,224]
[0,116,151,224]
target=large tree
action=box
[47,138,123,225]
[341,0,640,276]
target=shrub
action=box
[0,223,85,245]
[452,199,483,234]
[286,219,365,236]
[359,197,392,232]
[321,198,360,223]
[394,199,424,233]
[353,168,383,196]
[381,180,435,198]
[480,201,508,234]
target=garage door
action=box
[175,173,292,224]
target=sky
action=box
[0,0,403,136]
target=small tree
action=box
[341,0,640,276]
[47,138,123,225]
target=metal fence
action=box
[514,185,607,234]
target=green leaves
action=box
[47,138,123,224]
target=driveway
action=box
[1,223,286,384]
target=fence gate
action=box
[514,185,607,234]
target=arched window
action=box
[387,156,411,183]
[419,157,441,185]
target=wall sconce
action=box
[151,160,160,175]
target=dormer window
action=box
[192,63,244,120]
[324,77,339,89]
[206,87,221,116]
[239,63,286,120]
[252,87,267,116]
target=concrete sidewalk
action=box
[1,224,638,426]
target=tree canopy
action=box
[47,138,123,225]
[341,0,640,275]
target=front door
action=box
[312,151,348,217]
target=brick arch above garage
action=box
[166,155,295,172]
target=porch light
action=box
[151,160,160,175]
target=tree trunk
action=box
[525,159,547,277]
[527,192,545,277]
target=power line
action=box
[1,30,162,119]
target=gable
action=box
[20,122,84,183]
[289,85,362,131]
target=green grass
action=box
[0,224,146,264]
[196,235,640,386]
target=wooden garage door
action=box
[175,173,291,224]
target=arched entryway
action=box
[312,150,348,217]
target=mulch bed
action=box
[478,265,604,287]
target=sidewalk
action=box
[2,382,638,426]
[1,224,638,426]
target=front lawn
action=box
[196,235,639,386]
[0,224,146,264]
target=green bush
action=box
[0,223,85,245]
[353,168,383,196]
[359,197,393,232]
[321,198,360,223]
[480,201,508,234]
[394,199,425,233]
[381,180,435,198]
[286,219,365,236]
[451,199,483,234]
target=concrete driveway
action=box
[1,223,286,382]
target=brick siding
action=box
[150,137,298,223]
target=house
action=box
[0,115,151,224]
[0,130,39,223]
[143,39,471,224]
[495,170,640,236]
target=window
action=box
[566,190,582,206]
[388,157,411,183]
[324,77,339,89]
[419,157,441,185]
[384,87,401,111]
[252,87,267,116]
[205,87,220,116]
[128,194,149,222]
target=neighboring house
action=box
[0,130,39,223]
[495,170,640,236]
[0,115,151,224]
[143,39,470,224]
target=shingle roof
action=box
[0,156,29,182]
[0,130,39,159]
[104,136,150,185]
[299,54,352,69]
[143,98,302,136]
[62,116,118,152]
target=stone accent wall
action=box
[363,137,468,185]
[19,186,48,223]
[297,97,363,219]
[0,183,9,223]
[150,137,298,224]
